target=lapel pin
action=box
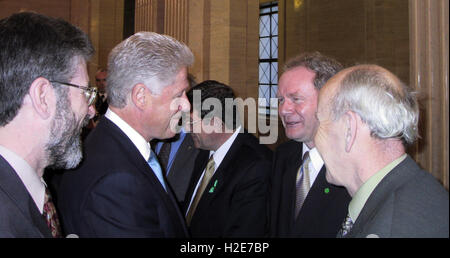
[324,188,330,194]
[209,179,218,193]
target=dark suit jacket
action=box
[184,132,272,238]
[345,155,449,238]
[165,134,199,208]
[57,117,188,237]
[270,140,350,237]
[0,156,52,238]
[94,95,108,117]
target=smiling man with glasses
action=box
[0,12,95,238]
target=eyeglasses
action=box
[50,81,98,106]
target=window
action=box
[258,1,278,116]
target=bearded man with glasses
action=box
[0,12,95,238]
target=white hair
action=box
[331,66,419,145]
[107,32,194,108]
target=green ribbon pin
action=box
[324,188,330,194]
[209,179,218,193]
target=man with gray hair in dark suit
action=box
[315,64,449,238]
[58,32,194,237]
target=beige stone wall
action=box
[280,0,410,84]
[1,0,447,187]
[0,0,124,86]
[409,0,449,189]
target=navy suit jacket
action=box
[184,132,272,238]
[154,133,199,208]
[270,140,351,237]
[57,117,188,237]
[0,156,52,238]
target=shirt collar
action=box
[348,154,407,222]
[105,108,151,160]
[0,145,46,214]
[209,126,242,172]
[302,144,324,172]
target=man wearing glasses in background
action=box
[0,12,96,238]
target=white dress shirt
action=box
[302,143,324,187]
[0,145,46,214]
[185,126,242,215]
[105,108,151,161]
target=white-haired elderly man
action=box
[315,64,449,238]
[58,32,193,237]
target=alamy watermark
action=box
[170,90,279,144]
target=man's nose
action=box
[279,99,293,116]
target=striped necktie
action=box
[337,213,354,237]
[157,142,171,174]
[294,151,310,218]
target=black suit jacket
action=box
[184,132,272,238]
[270,140,350,237]
[165,134,199,208]
[57,117,188,237]
[0,156,52,238]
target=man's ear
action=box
[131,83,148,110]
[28,77,53,120]
[344,111,358,153]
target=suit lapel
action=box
[100,118,168,195]
[202,133,245,203]
[167,134,198,185]
[99,117,189,236]
[346,156,416,237]
[168,134,193,176]
[188,134,245,218]
[28,196,53,237]
[283,143,303,224]
[294,166,327,224]
[164,182,189,236]
[184,149,209,213]
[0,157,52,237]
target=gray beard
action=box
[45,95,89,170]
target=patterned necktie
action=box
[294,151,311,218]
[43,188,62,238]
[186,156,215,226]
[337,213,354,237]
[158,142,172,174]
[147,150,167,192]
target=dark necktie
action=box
[158,142,172,174]
[43,188,62,238]
[294,151,311,218]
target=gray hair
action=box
[331,66,419,145]
[107,32,194,108]
[283,51,343,90]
